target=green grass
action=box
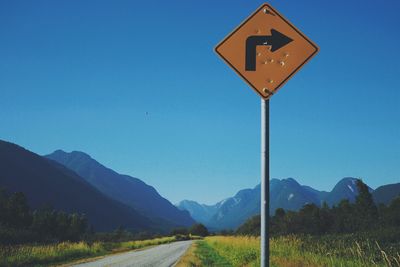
[194,241,232,266]
[187,235,400,267]
[0,236,178,267]
[204,236,259,266]
[4,234,400,267]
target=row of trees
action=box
[0,189,88,244]
[170,223,209,237]
[0,187,210,245]
[237,180,400,236]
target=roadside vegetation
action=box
[0,236,191,266]
[0,188,88,245]
[180,234,400,267]
[0,187,209,266]
[175,242,201,267]
[179,179,400,267]
[3,179,400,266]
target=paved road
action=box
[72,240,192,267]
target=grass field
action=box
[179,235,400,267]
[0,236,178,267]
[3,234,400,266]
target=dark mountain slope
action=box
[0,140,156,232]
[372,183,400,205]
[46,150,194,227]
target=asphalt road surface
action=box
[72,240,192,267]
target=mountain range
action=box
[1,139,399,233]
[177,177,400,230]
[0,140,193,232]
[0,140,153,232]
[45,150,194,228]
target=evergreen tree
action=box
[332,199,356,233]
[270,209,285,235]
[0,188,9,226]
[7,192,32,229]
[354,179,378,230]
[384,197,400,226]
[297,203,321,234]
[113,225,126,241]
[236,215,260,236]
[319,201,333,233]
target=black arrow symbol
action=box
[245,29,293,71]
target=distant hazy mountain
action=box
[178,177,394,230]
[176,200,219,225]
[178,179,324,230]
[46,150,194,228]
[206,185,261,230]
[178,186,261,230]
[0,140,156,232]
[372,183,400,205]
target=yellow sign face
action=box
[215,3,319,99]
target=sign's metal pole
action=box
[261,98,270,267]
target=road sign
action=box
[215,3,319,99]
[215,3,319,267]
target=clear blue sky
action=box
[1,1,399,205]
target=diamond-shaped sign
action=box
[215,3,319,99]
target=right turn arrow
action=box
[245,29,293,71]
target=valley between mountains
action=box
[1,139,399,233]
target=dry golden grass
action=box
[118,236,176,251]
[175,242,201,267]
[0,236,178,267]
